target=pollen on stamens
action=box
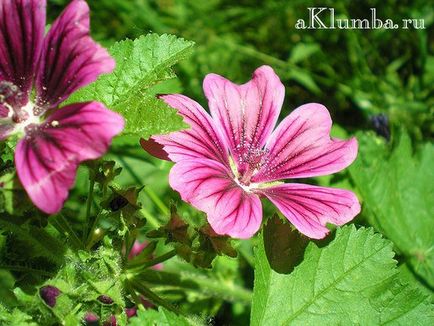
[236,143,270,170]
[51,120,59,127]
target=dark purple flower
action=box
[39,285,60,307]
[84,312,100,326]
[97,294,114,305]
[0,0,124,214]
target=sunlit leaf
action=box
[251,226,434,325]
[68,34,193,138]
[349,131,434,287]
[128,307,194,326]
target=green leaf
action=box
[7,244,125,325]
[0,270,18,308]
[128,307,195,326]
[0,218,66,266]
[288,67,321,95]
[349,131,434,287]
[68,34,193,138]
[0,171,35,216]
[251,225,434,326]
[0,305,37,326]
[133,268,252,305]
[263,215,308,274]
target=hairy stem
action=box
[85,178,95,221]
[128,279,181,314]
[128,249,177,270]
[51,214,83,249]
[83,175,96,242]
[118,155,169,219]
[132,269,252,305]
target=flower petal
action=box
[35,0,115,109]
[128,241,148,260]
[203,65,284,173]
[0,104,13,140]
[252,103,358,183]
[0,0,45,101]
[153,94,229,165]
[0,125,13,141]
[169,158,262,239]
[260,183,360,239]
[140,138,170,161]
[15,102,124,214]
[0,104,7,117]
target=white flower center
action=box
[234,177,260,193]
[0,101,41,136]
[13,101,41,134]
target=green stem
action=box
[140,207,161,228]
[129,280,181,314]
[51,214,83,249]
[110,148,150,162]
[85,178,95,220]
[143,187,169,216]
[124,281,145,309]
[133,269,252,305]
[83,177,96,242]
[117,156,142,184]
[128,249,177,270]
[118,155,169,216]
[85,221,104,250]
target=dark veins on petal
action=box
[0,0,45,101]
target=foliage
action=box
[129,307,194,326]
[68,34,193,138]
[251,224,433,325]
[349,131,434,288]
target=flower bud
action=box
[39,285,60,307]
[109,196,128,211]
[128,240,148,259]
[125,306,137,318]
[97,294,114,305]
[84,312,100,326]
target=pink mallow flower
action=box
[0,0,124,214]
[142,66,360,239]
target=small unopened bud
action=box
[370,113,390,141]
[109,196,129,211]
[97,294,114,305]
[103,315,117,326]
[128,240,147,260]
[39,285,61,307]
[84,312,100,326]
[125,306,137,318]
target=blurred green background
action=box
[48,0,433,141]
